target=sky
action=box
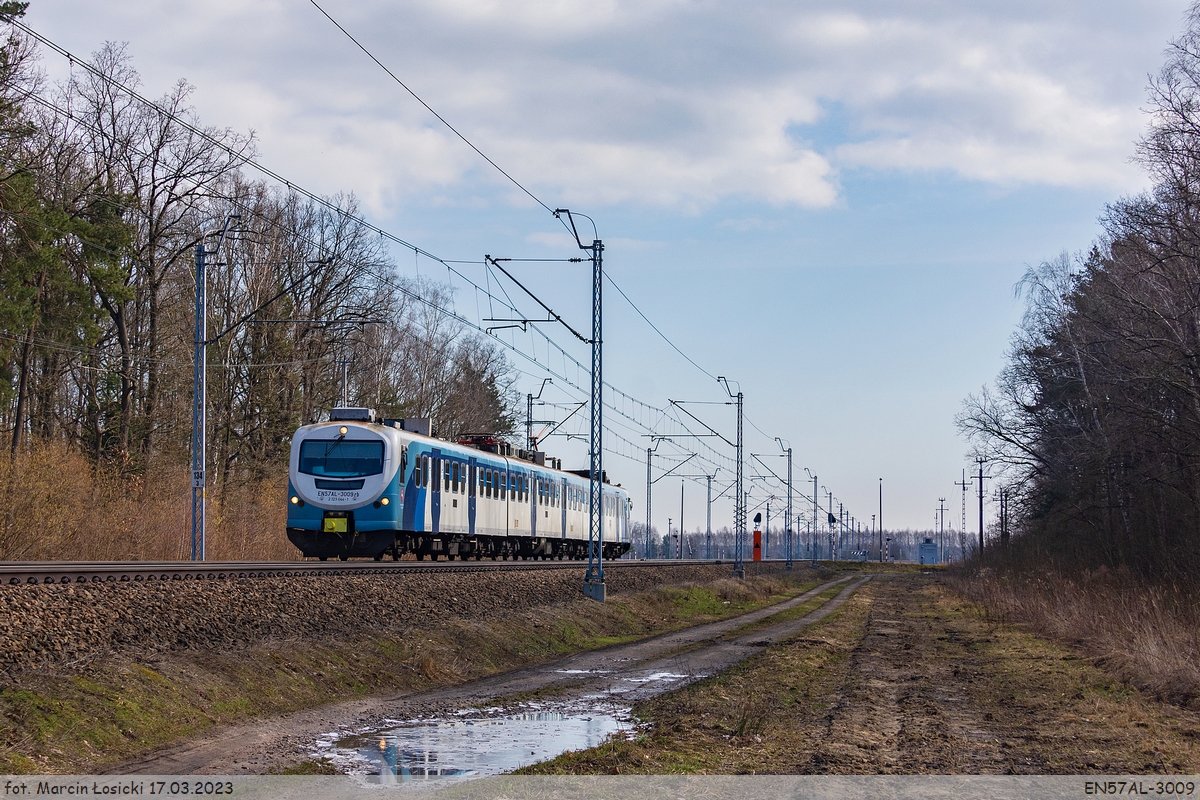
[21,0,1194,537]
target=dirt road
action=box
[531,573,1200,775]
[116,575,867,774]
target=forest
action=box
[0,7,518,559]
[960,7,1200,583]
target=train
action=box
[286,407,632,561]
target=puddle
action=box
[316,704,630,781]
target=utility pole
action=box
[555,209,604,600]
[705,473,713,560]
[526,377,552,451]
[679,481,685,560]
[645,447,653,559]
[811,472,818,567]
[955,469,971,559]
[337,359,351,407]
[938,497,947,564]
[878,478,883,563]
[838,502,844,561]
[827,488,834,561]
[719,377,744,579]
[667,518,673,559]
[765,500,770,560]
[586,235,604,598]
[190,242,208,563]
[999,487,1009,547]
[191,215,238,563]
[777,439,792,571]
[977,457,986,557]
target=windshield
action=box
[299,439,384,478]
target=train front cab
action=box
[286,424,403,560]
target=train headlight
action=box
[380,497,390,506]
[339,425,348,435]
[290,495,299,504]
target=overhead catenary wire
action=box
[7,20,857,526]
[306,0,557,218]
[13,32,734,447]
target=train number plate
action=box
[323,518,348,533]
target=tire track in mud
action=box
[117,575,868,774]
[804,577,1044,774]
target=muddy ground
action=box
[529,573,1200,775]
[115,575,865,774]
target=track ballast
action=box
[0,558,731,585]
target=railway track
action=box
[0,557,732,585]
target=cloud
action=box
[25,0,1179,215]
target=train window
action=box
[500,472,507,501]
[299,439,384,478]
[423,455,430,487]
[451,462,459,492]
[443,460,450,492]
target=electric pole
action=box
[679,481,685,560]
[526,377,552,451]
[776,438,792,571]
[554,209,604,600]
[191,215,238,563]
[977,457,986,557]
[878,478,884,562]
[719,377,744,578]
[955,469,972,559]
[706,473,714,560]
[938,497,947,564]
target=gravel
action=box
[0,563,770,677]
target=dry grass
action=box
[525,576,1200,775]
[0,442,293,561]
[950,565,1200,707]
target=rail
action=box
[0,558,734,585]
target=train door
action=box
[503,463,510,537]
[402,445,418,532]
[468,458,476,536]
[530,474,538,538]
[430,451,441,533]
[560,478,568,539]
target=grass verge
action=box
[523,574,1200,775]
[519,581,872,774]
[0,570,824,774]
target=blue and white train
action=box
[286,408,632,561]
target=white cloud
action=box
[25,0,1182,214]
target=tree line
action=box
[959,5,1200,580]
[0,8,518,499]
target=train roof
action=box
[303,409,622,488]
